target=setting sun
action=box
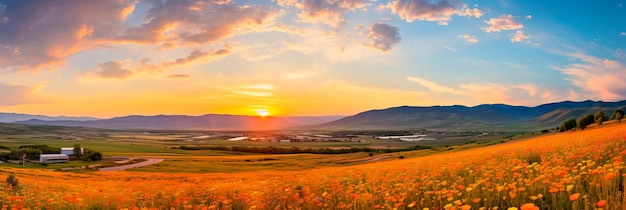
[256,109,270,117]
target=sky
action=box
[0,0,625,118]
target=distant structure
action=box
[40,154,69,163]
[228,137,248,141]
[61,147,83,155]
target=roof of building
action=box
[40,154,69,157]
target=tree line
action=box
[177,145,432,154]
[559,109,623,132]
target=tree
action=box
[73,143,82,160]
[613,109,624,122]
[559,118,577,132]
[595,111,605,125]
[577,114,595,130]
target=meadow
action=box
[0,123,625,209]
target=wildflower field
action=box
[2,124,626,210]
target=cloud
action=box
[277,0,367,27]
[482,14,523,33]
[406,76,558,105]
[363,23,401,52]
[510,30,529,42]
[442,45,458,52]
[119,1,281,45]
[90,62,134,79]
[556,53,626,101]
[0,0,136,71]
[165,74,190,79]
[0,1,279,72]
[621,32,626,36]
[525,15,532,19]
[458,34,478,43]
[0,83,46,106]
[387,0,483,25]
[231,84,275,97]
[139,49,230,73]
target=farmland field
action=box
[1,123,625,209]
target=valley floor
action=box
[2,123,626,209]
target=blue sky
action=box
[0,0,625,117]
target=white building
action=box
[40,154,69,163]
[61,147,83,155]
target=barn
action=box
[40,154,69,163]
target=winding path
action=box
[99,158,164,172]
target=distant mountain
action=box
[0,113,98,123]
[16,114,344,131]
[318,100,626,131]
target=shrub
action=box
[595,111,605,125]
[577,114,595,130]
[540,129,549,134]
[613,109,624,122]
[82,150,103,161]
[559,118,577,132]
[6,173,19,189]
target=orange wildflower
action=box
[569,193,580,201]
[597,200,607,207]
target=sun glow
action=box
[256,109,270,117]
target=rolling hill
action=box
[318,100,626,130]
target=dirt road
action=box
[98,158,164,172]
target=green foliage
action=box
[559,118,577,132]
[5,173,19,189]
[613,109,624,122]
[18,145,60,154]
[595,111,605,125]
[82,149,103,161]
[74,143,82,159]
[577,114,595,130]
[540,129,549,134]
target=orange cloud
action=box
[277,0,367,27]
[482,14,524,33]
[0,1,279,72]
[556,53,626,101]
[388,0,482,25]
[406,76,561,105]
[0,83,47,106]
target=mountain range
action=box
[14,114,344,131]
[318,100,626,130]
[0,113,98,123]
[6,100,626,131]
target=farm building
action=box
[61,147,83,155]
[40,154,69,163]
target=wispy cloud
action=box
[555,53,626,101]
[458,34,479,43]
[0,83,47,106]
[406,76,564,105]
[165,74,190,79]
